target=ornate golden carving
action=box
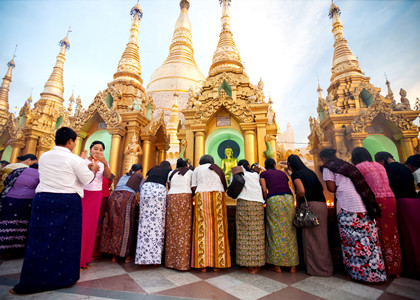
[194,95,254,123]
[308,116,324,149]
[351,99,415,133]
[72,91,122,131]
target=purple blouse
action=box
[7,168,40,199]
[260,169,292,198]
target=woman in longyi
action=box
[191,155,230,272]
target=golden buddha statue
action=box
[124,133,143,173]
[220,147,238,185]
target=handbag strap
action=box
[303,195,309,207]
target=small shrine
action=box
[308,1,420,174]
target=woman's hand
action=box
[93,153,107,164]
[81,150,88,160]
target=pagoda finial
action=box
[41,28,71,101]
[384,73,394,101]
[328,1,363,82]
[114,1,143,84]
[59,27,71,50]
[209,0,243,76]
[0,47,18,113]
[180,0,190,10]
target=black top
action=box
[291,169,326,205]
[145,166,171,186]
[385,162,418,199]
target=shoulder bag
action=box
[293,196,320,228]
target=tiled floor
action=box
[0,258,419,300]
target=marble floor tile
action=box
[165,271,202,287]
[155,280,239,300]
[129,269,178,294]
[337,282,383,300]
[324,288,374,300]
[224,283,270,300]
[205,274,243,290]
[291,277,339,298]
[0,259,23,276]
[378,291,415,300]
[77,273,146,293]
[386,277,420,300]
[256,268,310,285]
[228,271,287,293]
[79,260,127,282]
[259,286,324,300]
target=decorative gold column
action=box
[9,141,25,163]
[108,128,126,177]
[255,123,267,165]
[401,137,415,161]
[241,123,257,164]
[23,135,38,155]
[73,131,87,155]
[158,147,166,164]
[194,131,205,168]
[141,138,153,176]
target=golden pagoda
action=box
[0,2,169,179]
[179,0,277,167]
[308,1,420,173]
[147,0,205,123]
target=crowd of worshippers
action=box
[0,126,419,295]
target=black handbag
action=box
[293,196,320,228]
[227,167,245,199]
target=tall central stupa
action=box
[147,0,205,122]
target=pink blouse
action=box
[356,161,395,198]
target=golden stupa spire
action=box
[209,0,244,76]
[0,46,17,113]
[41,28,71,102]
[114,1,143,84]
[317,80,324,99]
[147,0,205,95]
[328,1,363,82]
[162,0,199,69]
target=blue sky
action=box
[0,0,419,145]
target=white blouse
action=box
[236,167,264,203]
[192,163,225,192]
[36,146,94,198]
[167,169,193,195]
[83,158,105,192]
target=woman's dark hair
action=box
[90,141,105,150]
[176,158,187,168]
[55,127,77,146]
[199,154,214,165]
[128,163,142,175]
[238,159,252,172]
[30,163,39,169]
[160,160,172,170]
[374,151,393,165]
[17,154,37,161]
[320,148,337,160]
[287,154,308,172]
[351,147,372,165]
[405,154,420,169]
[264,158,276,170]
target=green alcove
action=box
[205,128,244,167]
[84,130,112,162]
[363,135,399,162]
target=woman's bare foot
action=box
[9,288,16,295]
[124,256,132,263]
[213,268,221,272]
[270,266,282,273]
[85,264,92,269]
[200,268,207,272]
[112,255,118,263]
[290,266,297,273]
